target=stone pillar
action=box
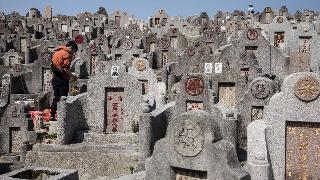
[247,120,271,180]
[24,47,30,64]
[138,98,153,170]
[57,96,68,145]
[20,141,31,163]
[223,115,238,146]
[138,113,152,171]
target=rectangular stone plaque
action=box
[170,36,178,49]
[105,88,124,133]
[186,100,204,112]
[274,32,285,48]
[9,56,15,67]
[285,121,320,179]
[20,38,27,53]
[150,42,156,52]
[42,68,53,92]
[162,50,169,66]
[90,55,97,75]
[218,82,236,110]
[9,127,21,155]
[61,24,68,32]
[72,30,79,38]
[138,80,148,95]
[173,167,207,180]
[251,106,264,121]
[115,16,121,26]
[299,36,311,53]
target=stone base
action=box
[25,143,140,179]
[83,133,138,145]
[247,161,271,180]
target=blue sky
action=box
[0,0,319,21]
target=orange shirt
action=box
[52,45,73,71]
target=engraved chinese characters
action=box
[294,76,320,102]
[251,80,270,99]
[185,77,204,96]
[285,122,320,179]
[105,88,124,133]
[43,69,53,92]
[247,29,258,40]
[174,120,204,157]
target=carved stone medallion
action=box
[295,76,320,102]
[247,29,258,40]
[265,7,272,13]
[10,106,21,117]
[277,17,284,23]
[159,38,170,49]
[174,120,204,157]
[185,77,204,96]
[186,47,195,56]
[197,46,210,58]
[122,40,133,50]
[14,64,22,73]
[205,31,214,39]
[303,25,310,32]
[74,35,84,44]
[135,59,146,71]
[251,80,270,99]
[89,43,98,54]
[97,34,105,44]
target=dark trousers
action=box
[51,76,69,119]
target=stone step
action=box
[83,133,139,145]
[32,142,139,154]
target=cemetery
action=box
[0,4,319,180]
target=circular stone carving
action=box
[135,59,146,71]
[185,77,204,96]
[10,106,21,117]
[122,40,133,50]
[277,17,284,23]
[97,35,105,44]
[206,31,214,39]
[251,80,270,99]
[89,44,98,54]
[74,35,84,44]
[174,120,204,157]
[265,7,271,13]
[186,47,195,56]
[14,64,22,72]
[303,25,310,32]
[294,76,320,102]
[247,29,258,40]
[159,39,170,49]
[197,46,210,58]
